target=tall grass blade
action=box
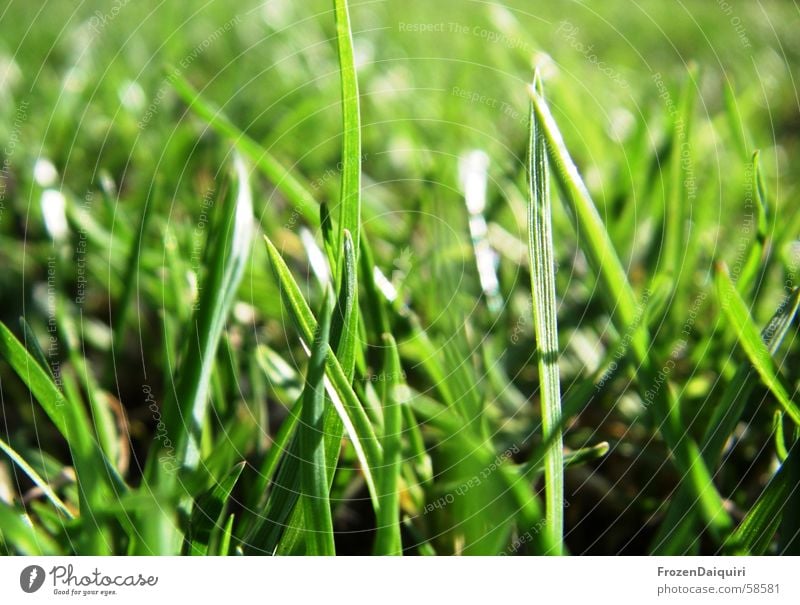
[161,154,254,472]
[299,289,336,555]
[527,73,563,555]
[373,334,404,555]
[529,83,730,534]
[188,461,245,555]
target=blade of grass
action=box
[529,83,731,535]
[299,289,336,555]
[170,72,318,224]
[263,235,380,500]
[160,154,255,472]
[527,73,563,555]
[333,0,362,262]
[0,436,73,518]
[724,441,800,554]
[651,286,800,553]
[374,333,404,555]
[715,263,800,425]
[188,461,245,555]
[0,503,60,555]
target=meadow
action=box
[0,0,799,555]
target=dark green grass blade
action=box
[299,289,336,555]
[724,442,800,554]
[715,263,800,425]
[374,334,404,555]
[651,286,800,554]
[527,74,563,554]
[188,461,245,555]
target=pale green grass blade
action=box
[162,154,254,472]
[263,235,381,502]
[374,333,404,555]
[715,263,800,425]
[299,289,336,555]
[527,74,563,555]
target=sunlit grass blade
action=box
[0,502,61,555]
[374,333,404,555]
[0,436,73,518]
[523,442,610,477]
[652,286,800,554]
[715,263,800,425]
[188,461,245,555]
[299,289,336,555]
[529,83,731,534]
[736,150,770,297]
[333,0,362,260]
[527,73,563,555]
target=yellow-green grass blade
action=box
[333,0,362,262]
[0,435,73,518]
[527,73,564,554]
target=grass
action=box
[0,0,799,556]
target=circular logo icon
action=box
[20,565,45,593]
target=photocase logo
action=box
[20,565,45,593]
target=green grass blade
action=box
[188,461,245,555]
[333,0,362,260]
[162,154,255,472]
[651,286,800,554]
[715,263,800,425]
[530,84,730,534]
[170,72,318,225]
[0,503,60,555]
[0,436,73,518]
[299,289,336,555]
[263,234,381,502]
[374,333,404,555]
[737,150,770,297]
[724,442,800,554]
[527,74,564,555]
